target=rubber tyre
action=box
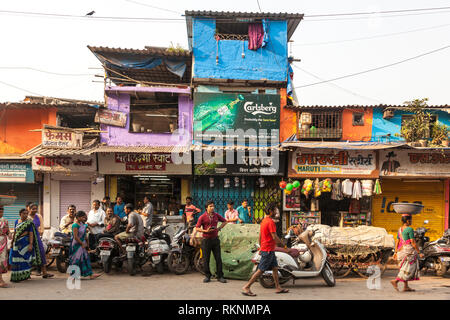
[102,256,112,274]
[128,257,136,276]
[56,255,68,274]
[156,262,164,274]
[321,262,336,287]
[259,273,276,288]
[167,251,190,275]
[435,258,447,277]
[193,250,205,275]
[45,245,55,268]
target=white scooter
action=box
[251,229,336,287]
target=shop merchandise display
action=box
[331,179,344,201]
[341,179,353,197]
[351,179,362,200]
[361,180,374,197]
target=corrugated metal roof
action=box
[191,145,283,151]
[184,10,303,45]
[88,45,192,58]
[285,104,450,110]
[95,145,190,153]
[281,141,408,150]
[22,139,99,157]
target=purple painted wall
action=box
[101,87,193,146]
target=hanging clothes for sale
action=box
[361,180,374,197]
[373,179,382,195]
[348,198,361,214]
[331,179,344,201]
[342,179,353,197]
[248,23,264,50]
[352,180,362,200]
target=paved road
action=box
[1,264,449,300]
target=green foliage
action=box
[166,42,187,54]
[430,122,450,146]
[399,98,432,142]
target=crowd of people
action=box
[0,194,420,293]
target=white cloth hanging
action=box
[352,180,362,200]
[342,179,353,197]
[361,180,374,197]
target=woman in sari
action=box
[69,211,101,280]
[0,208,11,288]
[391,214,424,292]
[9,209,44,282]
[28,203,53,278]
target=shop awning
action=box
[94,145,190,153]
[191,145,284,151]
[21,138,99,157]
[281,141,407,150]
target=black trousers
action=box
[202,237,223,279]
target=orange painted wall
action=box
[342,108,373,141]
[279,88,297,142]
[0,108,57,154]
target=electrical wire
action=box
[257,0,262,12]
[294,44,450,89]
[292,64,383,103]
[123,0,182,15]
[0,79,43,96]
[0,67,95,76]
[293,23,450,46]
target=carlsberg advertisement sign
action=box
[193,93,280,144]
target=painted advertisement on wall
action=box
[98,153,191,175]
[380,149,450,177]
[289,148,377,177]
[193,93,280,144]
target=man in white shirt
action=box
[141,195,154,229]
[87,199,106,249]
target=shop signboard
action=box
[42,126,83,149]
[98,153,191,175]
[193,93,280,144]
[32,155,96,172]
[289,148,377,177]
[379,149,450,177]
[194,151,285,176]
[0,163,34,183]
[95,108,127,127]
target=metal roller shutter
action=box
[0,183,40,228]
[59,181,92,221]
[372,180,445,241]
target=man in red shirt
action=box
[241,202,289,296]
[196,200,228,283]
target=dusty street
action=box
[1,264,449,300]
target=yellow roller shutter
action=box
[372,180,445,241]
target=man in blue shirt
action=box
[114,196,126,219]
[237,199,252,224]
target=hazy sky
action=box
[0,0,449,105]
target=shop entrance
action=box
[115,175,181,214]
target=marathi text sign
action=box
[95,109,127,127]
[42,128,83,149]
[0,163,34,183]
[194,151,285,176]
[32,155,96,172]
[380,150,450,177]
[115,153,172,171]
[289,149,377,177]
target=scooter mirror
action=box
[423,220,429,225]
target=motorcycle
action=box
[251,228,336,288]
[125,235,148,276]
[167,226,204,275]
[145,225,171,274]
[95,221,129,273]
[416,221,450,277]
[48,232,71,273]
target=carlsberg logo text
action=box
[244,102,277,115]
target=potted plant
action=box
[397,98,434,146]
[431,122,450,147]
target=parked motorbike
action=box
[416,221,450,276]
[145,225,171,274]
[48,232,71,273]
[125,235,148,276]
[251,228,336,288]
[167,226,204,275]
[97,234,123,273]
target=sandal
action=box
[276,288,289,294]
[241,291,257,297]
[390,280,399,292]
[43,273,54,279]
[403,287,415,292]
[0,283,9,288]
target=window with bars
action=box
[298,110,342,140]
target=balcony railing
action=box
[298,128,343,139]
[297,110,342,140]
